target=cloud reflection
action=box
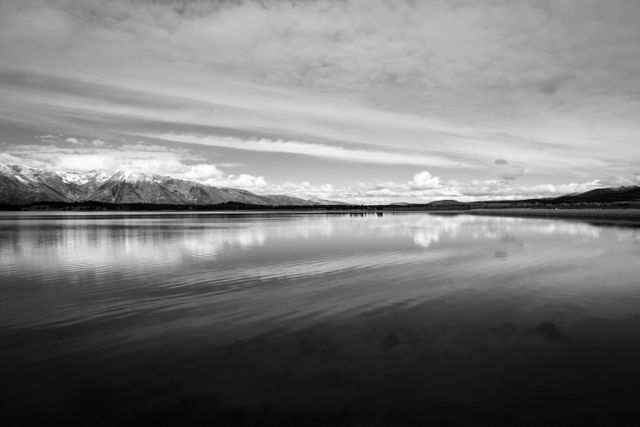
[0,213,636,280]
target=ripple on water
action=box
[2,212,640,425]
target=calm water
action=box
[2,212,640,426]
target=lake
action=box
[2,212,640,426]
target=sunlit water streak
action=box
[1,212,640,426]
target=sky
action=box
[1,0,640,203]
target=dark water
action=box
[2,212,640,426]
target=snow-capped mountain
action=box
[57,170,111,186]
[0,163,327,206]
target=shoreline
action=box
[2,208,640,222]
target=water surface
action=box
[2,212,640,425]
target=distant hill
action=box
[553,186,640,203]
[390,187,640,210]
[426,199,468,208]
[430,186,640,209]
[0,163,335,207]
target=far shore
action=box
[465,208,640,222]
[2,206,640,223]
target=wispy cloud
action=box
[1,0,639,201]
[138,132,474,168]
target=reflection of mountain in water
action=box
[0,218,268,273]
[1,213,637,278]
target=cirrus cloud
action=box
[1,0,640,195]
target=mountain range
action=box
[1,163,639,208]
[0,163,332,206]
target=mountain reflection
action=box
[3,212,640,426]
[1,213,637,274]
[0,219,267,272]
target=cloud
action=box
[223,174,268,189]
[63,137,108,147]
[6,0,627,97]
[497,167,524,181]
[264,173,607,205]
[493,159,524,181]
[1,0,640,191]
[179,164,224,182]
[140,132,466,168]
[597,172,640,187]
[410,171,441,189]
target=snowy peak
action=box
[0,163,14,175]
[107,170,156,184]
[58,170,111,185]
[0,163,103,186]
[0,163,327,206]
[0,163,62,184]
